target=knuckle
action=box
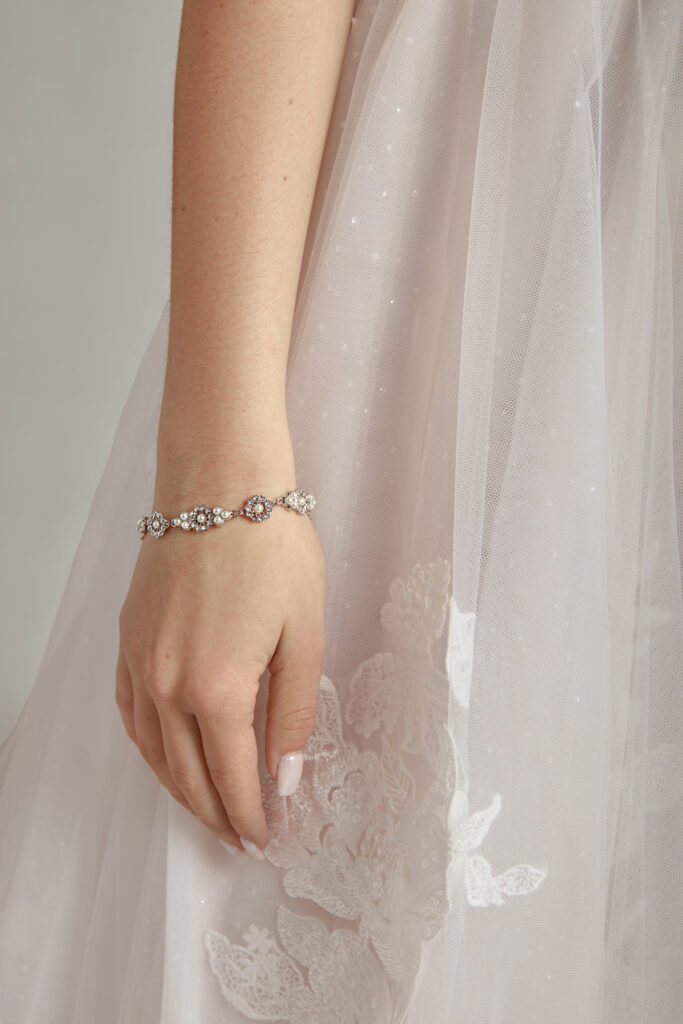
[168,764,201,797]
[208,765,240,798]
[278,702,318,736]
[192,684,249,722]
[184,681,218,713]
[181,665,228,705]
[144,667,176,703]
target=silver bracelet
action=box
[136,488,316,539]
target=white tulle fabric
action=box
[1,0,681,1020]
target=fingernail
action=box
[219,839,246,858]
[277,751,304,796]
[239,837,266,861]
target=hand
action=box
[115,494,327,857]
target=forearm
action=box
[154,0,354,504]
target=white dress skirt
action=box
[1,1,682,1020]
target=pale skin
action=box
[115,0,355,857]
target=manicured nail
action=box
[277,751,304,796]
[239,837,265,861]
[219,839,246,858]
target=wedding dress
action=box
[1,0,681,1021]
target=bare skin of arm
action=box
[115,0,355,857]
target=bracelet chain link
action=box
[136,488,315,539]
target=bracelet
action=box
[136,488,316,539]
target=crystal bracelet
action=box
[136,488,316,539]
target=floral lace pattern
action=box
[205,559,547,1021]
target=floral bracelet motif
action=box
[136,488,316,539]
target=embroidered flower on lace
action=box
[446,593,476,709]
[205,559,547,1021]
[448,791,548,908]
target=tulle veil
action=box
[1,0,681,1020]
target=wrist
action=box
[152,437,297,510]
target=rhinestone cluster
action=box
[280,488,316,515]
[136,488,316,539]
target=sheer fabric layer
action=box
[0,0,681,1021]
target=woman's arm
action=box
[155,0,356,503]
[116,0,355,858]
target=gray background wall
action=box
[0,1,182,743]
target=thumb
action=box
[265,619,324,794]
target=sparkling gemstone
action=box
[180,512,189,521]
[147,511,170,538]
[244,494,272,522]
[181,522,190,530]
[213,507,222,515]
[189,504,214,531]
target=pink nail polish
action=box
[220,839,246,858]
[277,751,304,796]
[239,837,265,861]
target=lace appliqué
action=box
[205,559,547,1021]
